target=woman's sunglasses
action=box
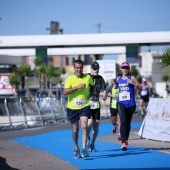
[121,67,129,70]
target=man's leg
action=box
[80,116,89,150]
[80,116,90,157]
[71,121,79,149]
[140,99,144,117]
[91,119,100,144]
[86,116,93,149]
[71,121,81,158]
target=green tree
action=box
[162,73,169,92]
[116,63,122,77]
[17,63,33,97]
[130,65,142,82]
[59,67,67,86]
[130,66,138,77]
[32,56,46,93]
[160,47,170,68]
[9,73,20,97]
[46,65,60,97]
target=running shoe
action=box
[112,126,117,134]
[121,140,128,151]
[74,148,80,158]
[140,114,144,118]
[81,149,89,157]
[90,144,97,152]
[140,112,144,118]
[86,137,90,149]
[117,134,121,140]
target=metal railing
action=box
[0,95,68,130]
[0,89,111,130]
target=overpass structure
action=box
[0,31,170,56]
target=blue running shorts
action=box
[67,106,91,124]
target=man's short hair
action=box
[74,59,83,67]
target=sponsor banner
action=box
[138,98,170,142]
[0,74,15,95]
[97,60,116,80]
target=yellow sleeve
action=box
[89,75,95,86]
[64,75,72,88]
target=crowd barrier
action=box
[138,98,170,142]
[0,96,68,130]
[0,92,111,130]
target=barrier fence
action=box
[0,93,111,130]
[0,96,68,130]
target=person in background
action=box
[117,62,141,151]
[86,61,107,152]
[106,79,121,140]
[139,78,151,117]
[63,59,94,158]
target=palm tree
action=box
[131,66,139,77]
[160,48,170,96]
[162,73,169,92]
[160,47,170,68]
[17,63,33,97]
[32,56,45,93]
[130,65,142,83]
[59,67,67,86]
[9,73,20,97]
[46,65,60,97]
[38,63,48,96]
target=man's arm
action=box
[101,77,107,100]
[63,83,86,95]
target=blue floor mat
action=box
[13,123,170,169]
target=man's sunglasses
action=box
[93,68,99,70]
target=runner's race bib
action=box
[141,91,147,96]
[73,98,85,107]
[119,91,130,101]
[90,101,99,109]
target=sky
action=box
[0,0,170,51]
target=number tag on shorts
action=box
[90,101,99,109]
[73,98,85,107]
[119,91,130,101]
[141,91,147,96]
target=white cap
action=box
[142,78,146,82]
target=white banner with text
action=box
[138,98,170,142]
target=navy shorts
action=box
[110,108,118,117]
[140,96,149,102]
[67,106,91,124]
[90,108,100,120]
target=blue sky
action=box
[1,0,170,36]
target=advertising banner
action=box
[0,74,15,95]
[138,98,170,142]
[97,60,116,80]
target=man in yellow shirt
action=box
[63,60,94,158]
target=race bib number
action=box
[141,91,147,96]
[73,98,85,107]
[119,91,130,101]
[90,101,99,109]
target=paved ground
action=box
[0,115,170,170]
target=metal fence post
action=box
[4,98,13,130]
